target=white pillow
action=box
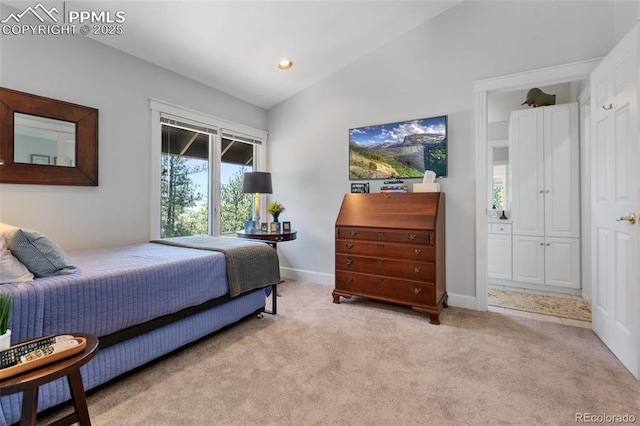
[0,235,34,284]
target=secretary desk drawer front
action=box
[336,227,434,245]
[336,254,434,281]
[335,271,436,306]
[335,240,435,261]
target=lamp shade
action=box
[242,172,272,194]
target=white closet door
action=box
[510,109,544,236]
[544,237,580,289]
[488,233,512,280]
[544,104,580,238]
[512,235,545,284]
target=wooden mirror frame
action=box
[0,87,98,186]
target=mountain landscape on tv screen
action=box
[349,117,447,179]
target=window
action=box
[220,132,261,234]
[150,100,267,239]
[161,120,214,238]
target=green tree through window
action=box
[161,154,208,237]
[220,167,253,233]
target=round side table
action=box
[0,333,99,426]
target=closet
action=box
[509,103,580,289]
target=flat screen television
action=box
[349,115,447,180]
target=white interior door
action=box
[590,24,639,379]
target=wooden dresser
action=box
[333,192,447,324]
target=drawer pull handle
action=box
[345,277,353,284]
[345,243,353,249]
[411,287,423,294]
[376,277,385,283]
[350,231,358,237]
[412,267,421,273]
[413,249,422,256]
[377,231,385,237]
[377,259,384,264]
[345,258,354,265]
[407,234,417,241]
[377,243,385,249]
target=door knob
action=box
[616,213,636,225]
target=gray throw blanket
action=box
[151,236,280,297]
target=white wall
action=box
[0,7,267,251]
[267,1,618,298]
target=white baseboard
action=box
[447,293,477,310]
[280,267,334,286]
[280,268,479,310]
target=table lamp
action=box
[242,172,273,231]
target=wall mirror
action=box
[488,139,509,211]
[0,87,98,186]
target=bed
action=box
[0,238,280,426]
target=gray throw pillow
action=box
[0,223,76,277]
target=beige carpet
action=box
[488,288,591,321]
[40,281,638,425]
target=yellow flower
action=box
[267,201,285,214]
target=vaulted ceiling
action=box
[66,1,462,109]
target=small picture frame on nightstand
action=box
[270,222,281,233]
[261,222,268,233]
[282,221,291,232]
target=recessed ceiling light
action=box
[277,59,293,70]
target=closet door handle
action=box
[602,104,613,110]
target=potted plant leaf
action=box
[0,293,12,350]
[267,201,285,222]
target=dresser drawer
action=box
[335,270,436,306]
[336,227,434,245]
[490,223,512,235]
[336,254,434,281]
[335,240,435,261]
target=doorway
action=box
[474,59,600,316]
[484,83,590,326]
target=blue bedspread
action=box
[2,243,229,344]
[0,243,268,426]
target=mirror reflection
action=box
[488,140,509,211]
[14,112,76,167]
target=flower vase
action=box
[272,213,280,222]
[0,329,11,351]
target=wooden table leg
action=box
[20,387,38,426]
[67,370,91,426]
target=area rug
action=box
[488,288,591,321]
